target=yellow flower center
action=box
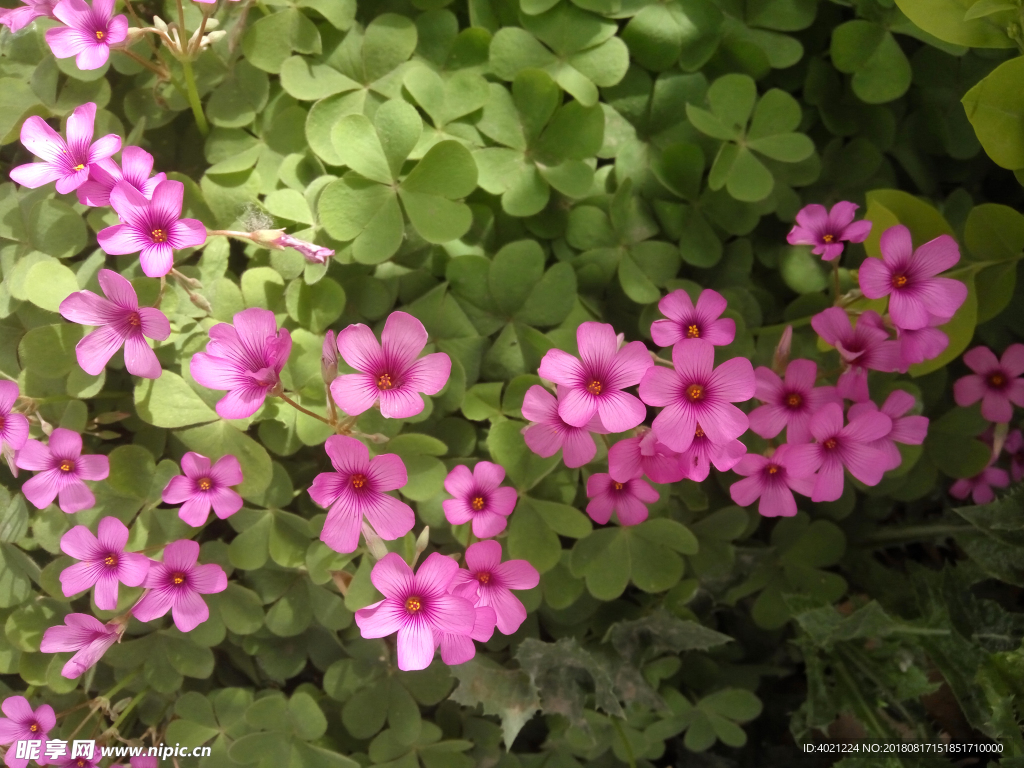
[786,393,802,408]
[823,438,838,451]
[73,163,85,171]
[612,481,624,490]
[95,29,104,40]
[104,554,118,567]
[988,373,1006,389]
[694,424,705,438]
[892,274,908,288]
[686,324,700,338]
[29,724,39,733]
[377,373,395,390]
[59,459,75,472]
[470,496,485,511]
[405,596,422,613]
[128,313,141,327]
[151,228,167,243]
[586,380,602,395]
[477,572,491,585]
[197,477,212,491]
[172,572,186,585]
[767,465,779,475]
[351,473,366,489]
[686,384,704,401]
[822,233,834,243]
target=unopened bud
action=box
[152,15,168,32]
[361,521,389,561]
[203,17,219,30]
[772,325,793,374]
[992,422,1010,462]
[410,526,430,567]
[125,26,146,43]
[200,30,226,48]
[190,293,213,314]
[321,330,338,385]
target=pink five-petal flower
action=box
[811,308,900,402]
[0,0,58,32]
[677,425,747,483]
[39,613,121,679]
[354,552,475,671]
[190,307,292,420]
[97,179,207,278]
[59,516,149,609]
[895,325,949,371]
[1003,429,1024,483]
[9,102,120,194]
[729,444,818,518]
[436,603,496,665]
[0,381,29,477]
[953,344,1024,424]
[786,403,892,502]
[132,539,227,632]
[650,288,736,349]
[15,428,109,513]
[537,321,652,432]
[639,338,755,453]
[858,226,967,331]
[585,473,658,526]
[847,390,929,471]
[949,464,1010,505]
[451,540,540,636]
[76,146,166,208]
[0,696,55,768]
[331,311,451,420]
[520,384,608,468]
[786,201,872,261]
[161,452,244,527]
[608,427,685,484]
[442,462,517,539]
[45,0,127,70]
[59,269,170,379]
[749,359,842,444]
[308,435,415,554]
[55,754,100,768]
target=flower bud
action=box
[125,26,147,43]
[321,330,338,385]
[152,15,168,31]
[190,293,213,314]
[360,521,389,561]
[772,325,793,374]
[200,30,226,49]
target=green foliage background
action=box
[1,0,1024,764]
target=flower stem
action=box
[101,669,141,702]
[832,260,841,304]
[107,688,148,734]
[117,48,170,80]
[610,717,637,768]
[180,58,209,136]
[278,391,333,427]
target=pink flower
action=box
[729,444,818,518]
[436,604,496,665]
[308,435,415,554]
[1004,429,1023,482]
[0,0,57,33]
[787,403,892,502]
[130,758,158,768]
[895,325,949,371]
[749,359,841,444]
[638,338,755,452]
[858,226,967,331]
[331,312,451,420]
[161,452,244,527]
[950,464,1009,505]
[0,382,29,477]
[847,390,929,471]
[39,614,121,679]
[321,330,338,385]
[9,102,119,194]
[442,462,517,539]
[451,540,539,635]
[0,696,55,768]
[278,233,334,265]
[59,517,149,609]
[59,269,170,379]
[811,308,900,402]
[537,321,652,432]
[54,755,99,768]
[45,0,127,69]
[97,179,207,278]
[190,307,292,420]
[650,289,736,348]
[520,385,608,468]
[16,428,109,513]
[354,552,475,671]
[132,539,227,632]
[608,427,685,484]
[786,201,872,261]
[953,345,1024,424]
[76,146,166,208]
[676,424,746,482]
[585,473,658,526]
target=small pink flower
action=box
[953,345,1024,424]
[45,0,127,69]
[858,226,967,331]
[638,338,755,453]
[190,307,292,420]
[452,540,539,635]
[76,146,165,208]
[650,289,736,348]
[331,311,451,420]
[442,462,517,539]
[811,308,900,402]
[162,452,244,527]
[608,427,685,484]
[321,330,338,385]
[39,614,121,679]
[895,325,949,371]
[436,604,496,666]
[949,464,1009,505]
[1004,429,1023,482]
[59,517,149,609]
[278,233,334,265]
[59,269,170,379]
[132,539,227,632]
[0,382,29,477]
[847,390,929,471]
[0,696,55,768]
[0,0,58,33]
[9,102,120,194]
[787,201,872,261]
[354,552,476,671]
[54,754,99,768]
[16,428,109,513]
[585,473,658,526]
[749,359,841,444]
[520,385,608,468]
[308,435,415,554]
[537,321,652,432]
[130,758,158,768]
[97,179,207,278]
[786,403,892,502]
[676,424,746,482]
[729,444,818,518]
